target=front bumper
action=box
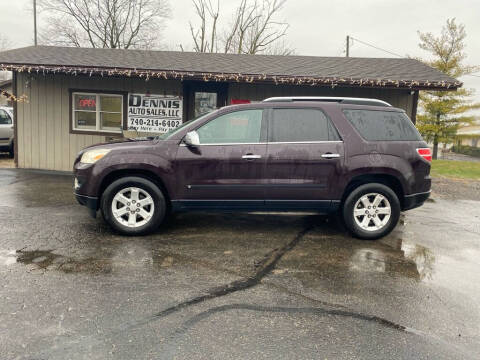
[75,193,98,218]
[402,190,431,211]
[73,160,100,219]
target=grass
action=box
[430,160,480,180]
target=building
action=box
[0,79,12,106]
[457,124,480,148]
[0,46,460,172]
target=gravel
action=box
[431,176,480,201]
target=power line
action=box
[348,36,404,58]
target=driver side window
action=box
[196,109,263,144]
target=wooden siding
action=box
[228,83,415,118]
[15,73,182,171]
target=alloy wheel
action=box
[111,187,155,228]
[353,193,391,232]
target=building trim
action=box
[0,63,461,91]
[68,88,128,136]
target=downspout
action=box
[411,90,419,124]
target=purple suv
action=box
[74,97,432,239]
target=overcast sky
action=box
[1,0,480,110]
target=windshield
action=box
[156,112,212,140]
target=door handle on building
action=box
[242,154,262,160]
[321,153,340,159]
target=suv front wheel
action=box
[101,176,166,235]
[342,183,400,240]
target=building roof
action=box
[458,126,480,136]
[0,45,461,90]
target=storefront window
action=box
[194,92,217,117]
[72,93,123,133]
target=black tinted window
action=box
[270,108,339,142]
[0,110,11,125]
[343,109,422,141]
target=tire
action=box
[101,176,166,235]
[342,183,400,240]
[8,142,14,158]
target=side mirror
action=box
[184,131,200,147]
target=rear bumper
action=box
[75,193,98,218]
[402,190,431,211]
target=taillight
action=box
[416,148,432,162]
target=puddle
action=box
[0,249,114,274]
[0,247,184,275]
[13,249,113,274]
[16,250,63,270]
[347,240,435,280]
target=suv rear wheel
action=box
[342,183,400,240]
[101,176,166,235]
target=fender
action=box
[91,152,175,197]
[341,154,414,195]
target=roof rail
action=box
[262,96,392,107]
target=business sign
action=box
[128,94,183,133]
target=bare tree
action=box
[189,0,219,52]
[0,34,12,51]
[188,0,293,55]
[38,0,171,49]
[0,34,13,80]
[263,39,295,55]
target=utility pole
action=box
[346,35,349,57]
[33,0,37,46]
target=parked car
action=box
[0,106,14,158]
[74,97,432,239]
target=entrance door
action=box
[184,81,228,121]
[264,107,345,211]
[173,108,267,210]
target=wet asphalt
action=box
[0,169,479,359]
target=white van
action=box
[0,107,14,157]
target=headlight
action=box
[80,149,111,164]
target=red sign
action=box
[79,99,96,108]
[231,99,251,105]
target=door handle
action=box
[321,153,340,159]
[242,154,262,160]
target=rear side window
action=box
[270,108,340,142]
[343,109,422,141]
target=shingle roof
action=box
[0,45,461,90]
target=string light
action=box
[0,63,462,103]
[0,89,28,103]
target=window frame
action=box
[69,89,127,136]
[192,108,267,145]
[268,107,342,144]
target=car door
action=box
[173,108,267,210]
[0,109,13,147]
[264,107,345,211]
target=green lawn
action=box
[430,160,480,180]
